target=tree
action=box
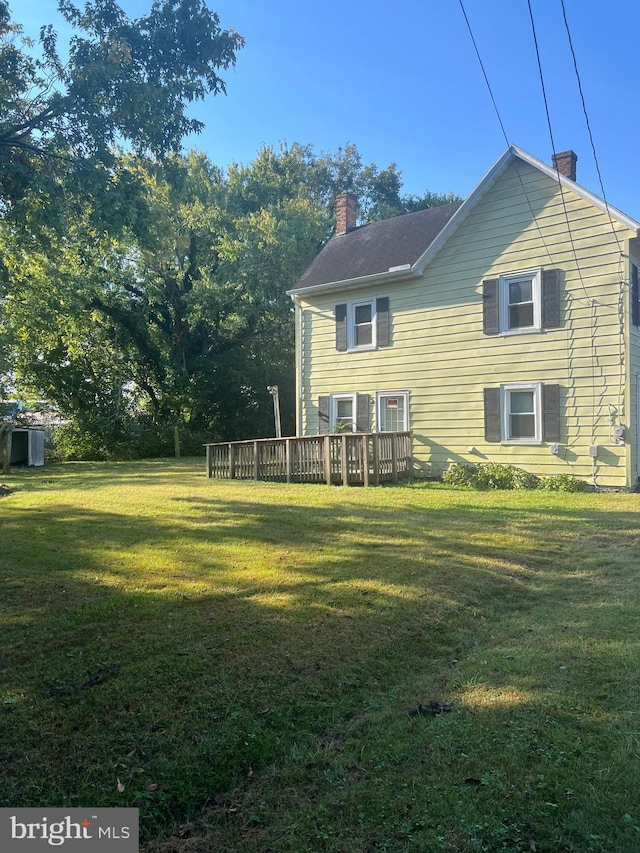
[0,0,244,205]
[2,143,461,458]
[0,0,244,426]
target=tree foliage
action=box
[2,142,462,457]
[0,0,244,205]
[0,2,460,464]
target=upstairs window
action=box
[483,269,560,335]
[501,270,541,333]
[504,272,539,331]
[335,297,390,351]
[351,300,375,349]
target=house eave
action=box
[290,145,640,302]
[412,145,640,277]
[287,266,419,300]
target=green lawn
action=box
[1,460,639,852]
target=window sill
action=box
[499,327,542,337]
[347,345,377,353]
[500,440,543,446]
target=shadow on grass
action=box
[1,481,639,850]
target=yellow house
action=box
[288,146,640,489]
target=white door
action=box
[28,430,45,466]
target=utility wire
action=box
[559,0,622,254]
[526,0,592,303]
[526,0,604,452]
[457,0,509,148]
[457,0,556,266]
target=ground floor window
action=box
[484,382,560,444]
[331,393,356,431]
[377,392,409,432]
[502,383,542,443]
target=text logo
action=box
[2,809,138,852]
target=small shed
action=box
[9,428,45,466]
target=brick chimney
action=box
[335,192,357,235]
[552,150,578,182]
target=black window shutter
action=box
[542,384,561,442]
[484,387,501,442]
[632,265,639,327]
[318,396,330,434]
[356,394,371,432]
[335,304,347,351]
[376,297,390,347]
[542,269,561,329]
[483,280,499,335]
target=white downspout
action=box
[292,295,303,437]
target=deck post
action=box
[371,433,380,486]
[340,434,348,486]
[228,443,236,480]
[362,434,370,487]
[285,438,292,483]
[206,445,213,478]
[391,434,398,483]
[323,434,331,485]
[253,441,260,481]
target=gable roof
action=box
[289,145,640,298]
[294,201,463,292]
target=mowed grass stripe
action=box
[1,460,639,852]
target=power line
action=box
[457,0,509,148]
[559,0,622,254]
[526,0,613,456]
[457,0,555,266]
[525,0,592,303]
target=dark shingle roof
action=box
[294,201,464,290]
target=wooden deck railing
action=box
[204,432,412,486]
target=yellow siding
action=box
[297,160,638,487]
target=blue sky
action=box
[15,0,640,217]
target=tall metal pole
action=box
[267,386,281,438]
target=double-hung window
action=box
[500,269,541,333]
[318,393,372,433]
[349,299,376,350]
[502,384,541,442]
[484,383,560,444]
[335,297,390,351]
[331,393,356,432]
[483,269,560,335]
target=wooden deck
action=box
[204,432,413,486]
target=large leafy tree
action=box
[0,0,243,440]
[2,141,460,456]
[0,0,244,202]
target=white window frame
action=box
[501,382,542,444]
[376,391,409,432]
[348,298,376,351]
[330,393,357,432]
[499,268,542,334]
